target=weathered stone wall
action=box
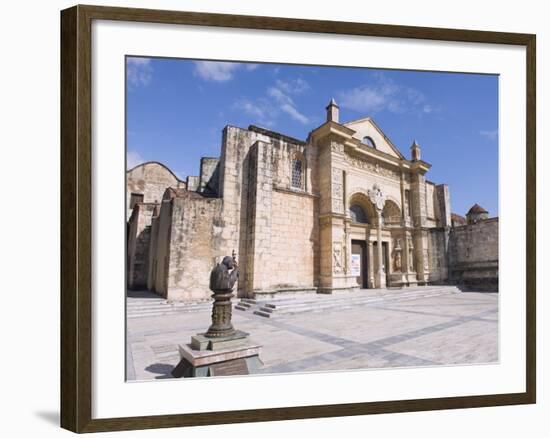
[221,126,267,297]
[435,184,451,227]
[165,194,224,301]
[269,189,318,290]
[126,162,185,219]
[426,181,436,220]
[199,157,220,195]
[244,140,274,293]
[427,228,449,284]
[127,203,156,289]
[149,198,173,296]
[186,176,199,191]
[220,126,318,298]
[448,218,499,290]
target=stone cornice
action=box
[309,121,356,142]
[273,185,319,199]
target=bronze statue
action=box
[209,256,239,292]
[205,254,239,338]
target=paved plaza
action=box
[126,288,498,381]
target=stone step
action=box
[126,301,215,318]
[253,287,460,318]
[234,298,261,312]
[258,286,452,304]
[127,299,212,308]
[234,303,253,311]
[127,287,460,318]
[127,298,258,318]
[260,287,456,310]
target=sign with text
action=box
[351,254,361,276]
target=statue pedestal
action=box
[171,254,263,378]
[172,335,263,378]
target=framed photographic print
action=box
[60,4,536,433]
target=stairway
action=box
[235,286,461,318]
[127,286,461,319]
[126,291,213,319]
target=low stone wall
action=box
[448,218,499,291]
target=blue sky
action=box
[126,57,498,217]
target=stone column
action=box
[368,184,386,289]
[403,231,411,283]
[368,239,375,288]
[376,211,386,288]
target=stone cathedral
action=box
[127,100,498,302]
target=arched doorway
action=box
[348,192,376,288]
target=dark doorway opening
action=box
[351,240,369,288]
[382,241,390,286]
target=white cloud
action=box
[275,78,310,94]
[233,98,276,127]
[267,87,310,124]
[480,129,498,141]
[193,61,241,82]
[232,76,311,126]
[126,57,153,87]
[338,73,437,116]
[245,63,259,71]
[127,150,145,169]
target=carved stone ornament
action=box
[332,242,343,273]
[368,184,385,211]
[343,153,399,179]
[331,141,344,153]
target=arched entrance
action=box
[348,192,376,289]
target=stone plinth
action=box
[172,341,263,378]
[191,330,249,351]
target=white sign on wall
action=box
[351,254,361,276]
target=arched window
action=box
[362,136,376,149]
[350,204,369,224]
[291,153,304,189]
[382,200,402,226]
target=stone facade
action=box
[126,101,499,300]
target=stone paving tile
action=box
[385,317,498,365]
[126,291,499,381]
[287,305,452,345]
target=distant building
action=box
[451,213,467,227]
[127,100,498,299]
[449,204,498,291]
[466,203,490,224]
